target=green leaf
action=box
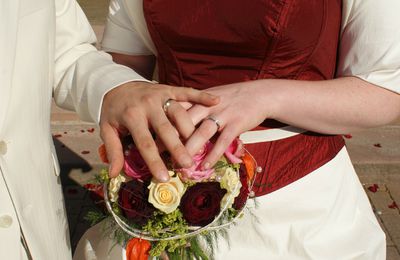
[84,210,106,226]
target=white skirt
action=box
[73,147,386,260]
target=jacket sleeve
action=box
[101,0,153,55]
[337,0,400,94]
[53,0,149,123]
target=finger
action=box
[185,118,219,157]
[122,114,170,182]
[100,123,124,178]
[178,101,193,110]
[201,126,237,170]
[187,105,209,126]
[149,108,194,169]
[154,137,167,153]
[172,88,220,106]
[166,101,196,139]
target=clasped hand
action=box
[100,81,268,182]
[99,81,219,182]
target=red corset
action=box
[143,0,344,196]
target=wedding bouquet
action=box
[86,136,259,260]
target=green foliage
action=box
[186,237,209,260]
[142,210,190,256]
[99,168,110,183]
[113,226,131,246]
[214,157,229,171]
[84,209,107,226]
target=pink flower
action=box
[224,138,244,164]
[123,145,152,180]
[178,142,214,182]
[179,167,214,182]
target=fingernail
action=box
[182,155,193,168]
[158,171,170,182]
[202,162,210,170]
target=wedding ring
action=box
[162,98,174,114]
[205,115,222,130]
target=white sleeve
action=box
[337,0,400,94]
[53,0,150,123]
[101,0,152,55]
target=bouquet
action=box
[86,136,259,260]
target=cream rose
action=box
[219,167,242,208]
[148,171,185,214]
[220,167,241,193]
[108,174,127,202]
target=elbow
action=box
[370,91,400,127]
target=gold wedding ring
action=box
[163,98,174,114]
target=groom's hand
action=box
[99,81,219,182]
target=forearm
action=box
[256,77,400,134]
[53,0,150,123]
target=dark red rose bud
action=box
[119,180,155,225]
[180,182,226,226]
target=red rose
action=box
[124,144,152,180]
[233,165,250,210]
[119,180,155,225]
[179,182,226,226]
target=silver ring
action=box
[162,98,174,114]
[205,115,222,130]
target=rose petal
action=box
[367,184,379,193]
[224,139,243,164]
[388,201,398,209]
[224,152,242,164]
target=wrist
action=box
[253,79,283,121]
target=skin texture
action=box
[100,54,219,181]
[101,53,400,177]
[185,77,400,170]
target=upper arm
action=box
[337,0,400,95]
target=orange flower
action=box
[98,144,109,164]
[126,238,151,260]
[242,152,255,181]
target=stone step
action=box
[345,124,400,183]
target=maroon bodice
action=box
[144,0,344,196]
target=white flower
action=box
[221,189,241,209]
[108,174,127,202]
[219,167,242,208]
[148,171,185,214]
[220,167,241,193]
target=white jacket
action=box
[0,0,145,259]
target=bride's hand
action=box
[100,81,219,181]
[185,82,271,169]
